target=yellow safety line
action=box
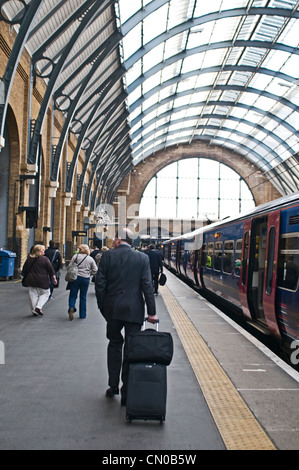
[160,284,276,450]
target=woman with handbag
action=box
[67,244,98,321]
[21,244,57,316]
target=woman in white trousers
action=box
[22,245,57,316]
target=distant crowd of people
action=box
[21,233,163,405]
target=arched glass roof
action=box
[1,0,299,206]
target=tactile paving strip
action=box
[160,285,276,450]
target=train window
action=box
[265,227,275,295]
[242,232,249,286]
[207,242,213,269]
[214,241,222,271]
[277,234,299,291]
[234,239,242,277]
[223,241,233,274]
[202,244,207,267]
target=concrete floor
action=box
[0,273,224,451]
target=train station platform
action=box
[0,269,299,452]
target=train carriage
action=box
[163,192,299,364]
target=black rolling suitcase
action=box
[126,362,167,423]
[126,319,172,423]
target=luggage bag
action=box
[126,319,173,365]
[126,362,167,423]
[126,319,171,423]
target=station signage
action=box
[72,230,87,237]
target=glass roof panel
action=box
[143,4,169,44]
[2,0,299,196]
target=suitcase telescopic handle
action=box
[144,317,159,331]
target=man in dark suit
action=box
[146,244,163,294]
[95,228,158,405]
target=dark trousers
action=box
[152,271,159,293]
[106,319,142,398]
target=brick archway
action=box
[118,141,282,211]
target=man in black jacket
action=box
[45,240,62,298]
[146,244,163,294]
[95,228,158,405]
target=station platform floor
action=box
[0,269,299,452]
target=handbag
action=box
[159,272,167,286]
[65,255,87,282]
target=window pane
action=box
[143,178,156,197]
[277,235,299,291]
[156,198,177,218]
[199,179,219,199]
[157,177,176,197]
[139,157,255,222]
[178,178,198,198]
[220,199,240,218]
[177,198,197,219]
[178,158,198,177]
[139,198,155,218]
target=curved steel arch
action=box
[0,0,45,139]
[104,158,133,205]
[50,34,124,181]
[128,62,298,97]
[84,120,131,207]
[130,82,298,117]
[92,146,132,208]
[97,138,132,202]
[130,85,298,164]
[74,92,128,200]
[135,134,295,195]
[132,113,291,158]
[133,123,277,171]
[2,0,299,209]
[28,1,108,166]
[119,3,299,194]
[92,124,132,195]
[123,8,299,69]
[131,99,299,140]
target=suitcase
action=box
[126,319,173,365]
[126,320,169,423]
[126,362,167,423]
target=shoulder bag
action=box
[65,255,87,282]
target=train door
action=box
[240,216,268,326]
[248,216,268,326]
[262,210,281,338]
[239,219,252,319]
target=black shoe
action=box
[35,307,43,316]
[105,386,119,397]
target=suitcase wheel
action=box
[126,413,165,424]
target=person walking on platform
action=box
[45,240,62,299]
[67,244,98,321]
[90,245,100,261]
[21,244,57,317]
[95,228,158,406]
[146,244,163,294]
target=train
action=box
[162,192,299,366]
